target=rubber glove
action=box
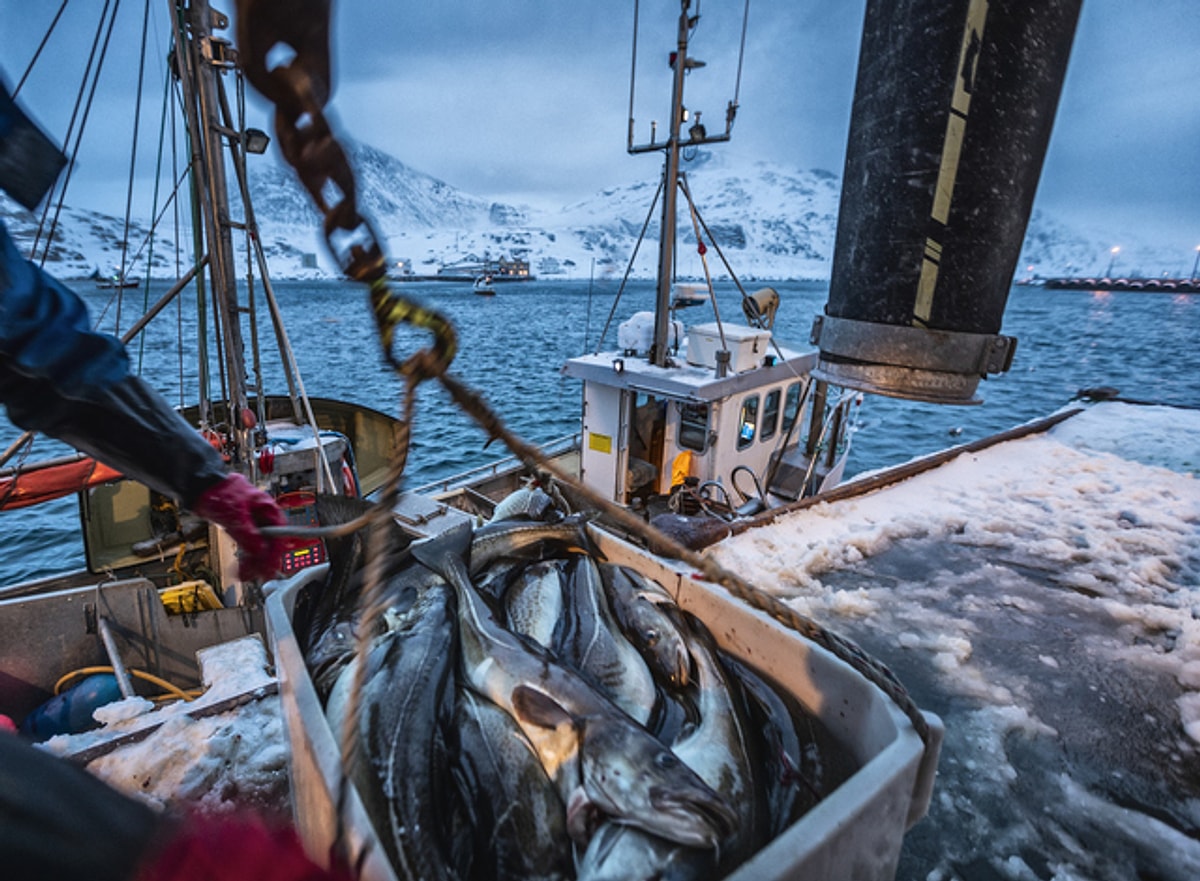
[192,473,289,582]
[133,813,352,881]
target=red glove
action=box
[192,473,289,582]
[134,813,352,881]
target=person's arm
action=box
[0,223,286,580]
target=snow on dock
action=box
[710,401,1200,880]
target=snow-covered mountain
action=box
[1,141,1187,282]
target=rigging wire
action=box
[45,2,124,265]
[627,0,640,152]
[594,174,664,354]
[115,0,155,335]
[137,65,176,373]
[732,0,750,110]
[31,0,118,263]
[13,1,70,97]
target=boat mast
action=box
[628,0,734,367]
[651,1,693,368]
[169,0,251,466]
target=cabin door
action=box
[626,392,667,502]
[578,381,626,503]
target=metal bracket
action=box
[202,36,238,69]
[811,314,1016,376]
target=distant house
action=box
[437,255,532,280]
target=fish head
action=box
[409,521,474,590]
[633,597,693,689]
[577,714,737,849]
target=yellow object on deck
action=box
[159,580,223,614]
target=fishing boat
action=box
[96,273,142,289]
[422,9,862,540]
[0,0,396,747]
[472,274,497,296]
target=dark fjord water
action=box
[2,278,1197,585]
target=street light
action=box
[1105,246,1120,278]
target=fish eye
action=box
[654,751,680,770]
[643,628,661,647]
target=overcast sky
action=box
[2,1,1198,258]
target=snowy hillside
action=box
[2,140,1188,282]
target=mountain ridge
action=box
[2,141,1190,283]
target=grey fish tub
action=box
[265,496,942,881]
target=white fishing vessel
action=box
[423,5,860,541]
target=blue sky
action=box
[2,0,1198,258]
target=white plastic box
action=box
[264,526,942,881]
[686,322,773,372]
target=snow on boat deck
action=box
[710,401,1200,879]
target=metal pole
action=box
[98,617,136,699]
[652,0,691,368]
[172,0,250,464]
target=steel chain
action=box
[234,0,455,380]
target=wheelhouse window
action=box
[737,395,759,450]
[678,402,709,452]
[781,382,803,434]
[761,388,781,441]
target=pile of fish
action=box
[291,487,849,881]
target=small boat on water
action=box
[96,274,141,289]
[472,274,496,296]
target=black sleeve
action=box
[0,364,229,508]
[0,734,163,881]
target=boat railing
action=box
[409,432,580,495]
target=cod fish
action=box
[721,653,813,838]
[468,512,598,577]
[346,580,461,881]
[488,483,556,523]
[559,556,657,725]
[577,613,763,881]
[601,565,692,689]
[505,559,565,651]
[451,688,572,881]
[411,523,736,850]
[297,493,417,697]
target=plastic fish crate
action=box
[685,322,773,373]
[264,527,942,881]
